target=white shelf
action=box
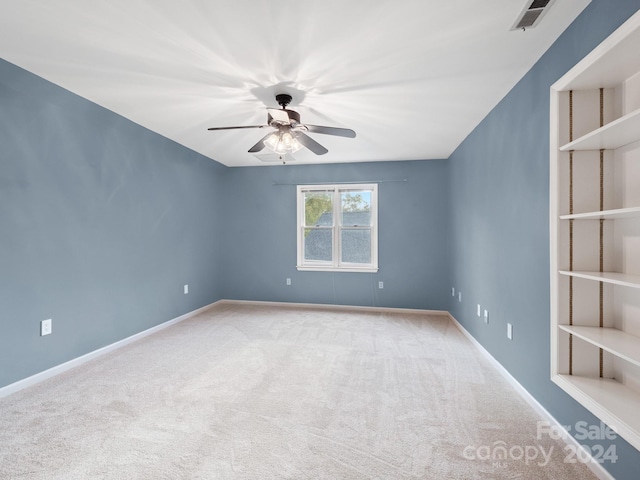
[559,270,640,289]
[554,374,640,451]
[560,206,640,220]
[559,325,640,367]
[559,108,640,151]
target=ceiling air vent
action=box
[253,152,297,164]
[511,0,555,31]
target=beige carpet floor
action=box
[0,303,596,479]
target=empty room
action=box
[2,1,640,479]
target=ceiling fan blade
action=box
[267,108,291,125]
[304,125,356,138]
[248,132,274,153]
[207,125,266,131]
[297,132,328,155]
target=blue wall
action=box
[0,59,226,388]
[219,160,451,310]
[447,1,640,478]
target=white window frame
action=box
[296,183,378,272]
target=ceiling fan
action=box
[207,94,355,156]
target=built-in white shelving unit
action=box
[558,325,640,367]
[559,108,640,152]
[560,206,640,221]
[559,271,640,289]
[550,10,640,451]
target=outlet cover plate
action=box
[41,319,52,336]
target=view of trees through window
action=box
[304,192,371,227]
[304,192,332,227]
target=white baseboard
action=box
[446,313,614,480]
[216,298,448,316]
[0,301,219,399]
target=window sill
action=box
[296,266,379,273]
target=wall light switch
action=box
[41,319,52,336]
[378,281,384,289]
[484,310,489,324]
[451,287,455,297]
[286,278,291,286]
[507,323,513,340]
[477,304,481,317]
[458,291,462,302]
[184,284,189,294]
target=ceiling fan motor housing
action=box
[268,108,300,127]
[275,93,293,108]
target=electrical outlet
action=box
[507,323,513,340]
[286,278,291,286]
[184,284,189,294]
[484,310,489,324]
[41,319,52,336]
[477,304,481,317]
[378,281,384,289]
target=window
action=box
[297,184,378,272]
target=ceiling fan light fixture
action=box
[264,132,280,150]
[282,131,303,152]
[264,130,302,154]
[274,140,287,155]
[291,136,303,153]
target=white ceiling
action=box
[0,0,590,167]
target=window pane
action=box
[341,191,371,226]
[341,228,371,264]
[304,228,332,262]
[304,192,333,226]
